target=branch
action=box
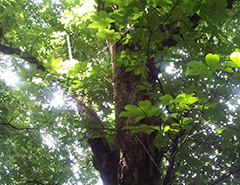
[163,130,184,185]
[1,116,40,131]
[170,84,221,168]
[0,44,45,71]
[210,166,240,185]
[134,133,164,177]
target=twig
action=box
[87,45,109,62]
[1,121,40,131]
[133,133,164,177]
[171,84,221,159]
[210,166,240,185]
[0,115,40,131]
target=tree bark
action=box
[0,0,235,184]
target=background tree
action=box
[1,0,240,184]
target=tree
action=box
[1,0,240,184]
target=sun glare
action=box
[2,71,19,85]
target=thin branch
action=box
[1,114,40,131]
[133,133,164,177]
[171,84,221,160]
[30,29,46,55]
[77,99,105,129]
[1,121,40,131]
[87,45,109,62]
[162,0,181,24]
[210,166,240,185]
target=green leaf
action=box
[99,11,107,19]
[187,61,206,68]
[205,53,220,69]
[147,106,161,117]
[186,61,211,76]
[186,97,198,104]
[172,34,182,41]
[164,125,171,133]
[138,100,151,113]
[182,117,190,124]
[171,6,182,20]
[216,127,225,134]
[88,22,102,29]
[160,94,173,105]
[171,123,179,130]
[119,111,136,117]
[171,113,179,119]
[124,105,143,114]
[134,115,146,123]
[119,104,144,118]
[134,67,141,75]
[229,52,240,68]
[175,93,186,102]
[125,66,136,72]
[122,124,159,135]
[182,124,192,131]
[224,61,240,68]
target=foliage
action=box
[1,0,240,184]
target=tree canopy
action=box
[1,0,240,184]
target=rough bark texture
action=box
[0,0,235,184]
[79,0,235,184]
[113,63,161,185]
[76,99,118,184]
[88,138,118,185]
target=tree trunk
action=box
[111,40,162,184]
[87,1,235,184]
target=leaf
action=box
[164,125,171,133]
[216,127,225,134]
[138,124,159,135]
[147,106,161,117]
[172,34,182,41]
[182,117,190,124]
[47,55,55,65]
[186,97,198,104]
[224,61,240,68]
[99,11,107,19]
[124,105,143,114]
[171,6,182,20]
[125,66,136,72]
[119,111,137,117]
[205,53,220,69]
[175,93,186,102]
[229,52,240,68]
[119,104,144,118]
[160,94,173,105]
[134,115,146,123]
[171,113,179,119]
[43,55,62,70]
[134,67,141,75]
[122,124,159,135]
[88,22,102,29]
[171,123,179,130]
[182,124,192,131]
[138,100,151,113]
[186,61,211,76]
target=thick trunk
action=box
[88,138,118,185]
[89,1,235,184]
[113,46,162,184]
[76,100,118,184]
